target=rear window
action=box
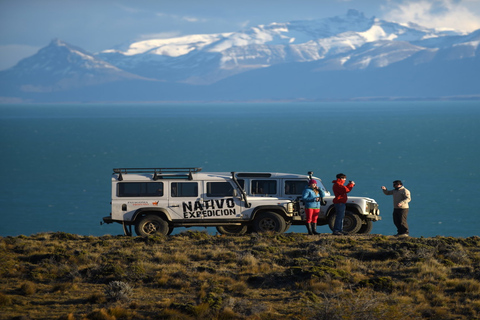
[251,180,277,195]
[117,182,164,197]
[285,180,308,195]
[171,182,198,197]
[206,182,234,197]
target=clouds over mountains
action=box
[383,0,480,32]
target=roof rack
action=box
[113,167,202,181]
[236,173,272,178]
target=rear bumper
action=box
[102,216,114,224]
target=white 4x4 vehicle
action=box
[102,167,381,236]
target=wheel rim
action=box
[143,221,160,235]
[259,218,276,231]
[343,216,354,230]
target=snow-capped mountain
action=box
[1,10,479,102]
[96,9,475,85]
[0,39,152,94]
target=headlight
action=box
[287,202,294,213]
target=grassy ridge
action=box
[1,231,480,320]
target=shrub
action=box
[104,281,133,302]
[20,281,36,296]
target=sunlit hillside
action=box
[1,232,479,319]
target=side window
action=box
[171,182,198,197]
[251,180,277,195]
[285,180,308,195]
[117,182,164,197]
[207,182,234,197]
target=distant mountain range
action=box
[1,10,479,103]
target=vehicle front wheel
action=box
[357,220,373,234]
[253,212,286,233]
[135,215,169,236]
[216,225,248,235]
[328,210,362,234]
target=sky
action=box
[1,0,480,70]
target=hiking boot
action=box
[306,224,313,235]
[311,223,320,235]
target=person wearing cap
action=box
[302,179,326,235]
[381,180,411,237]
[332,173,355,235]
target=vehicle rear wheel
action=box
[328,210,362,234]
[357,220,373,234]
[253,212,286,233]
[216,225,248,235]
[135,215,169,236]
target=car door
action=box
[201,181,243,219]
[168,181,202,220]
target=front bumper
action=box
[365,214,382,221]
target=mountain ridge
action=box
[1,10,479,103]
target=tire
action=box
[253,212,286,233]
[357,220,373,234]
[216,225,248,235]
[135,215,169,236]
[328,210,362,234]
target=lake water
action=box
[1,101,479,238]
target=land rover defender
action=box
[102,167,381,236]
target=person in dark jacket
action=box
[332,173,355,235]
[302,179,326,235]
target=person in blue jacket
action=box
[302,179,326,235]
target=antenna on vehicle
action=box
[308,171,313,179]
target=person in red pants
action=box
[302,179,326,235]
